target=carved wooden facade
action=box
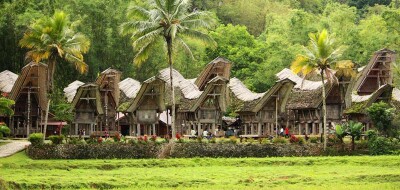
[8,62,48,137]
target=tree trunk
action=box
[43,99,51,140]
[167,38,176,140]
[47,57,56,92]
[351,136,355,151]
[321,70,327,151]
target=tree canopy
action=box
[1,0,400,93]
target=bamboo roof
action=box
[276,68,325,90]
[252,79,295,113]
[195,57,231,90]
[71,83,104,114]
[158,68,202,99]
[189,76,228,112]
[228,78,265,101]
[345,84,393,114]
[64,80,85,103]
[10,62,48,110]
[96,68,121,106]
[119,78,141,99]
[0,70,18,93]
[126,77,165,112]
[353,48,396,95]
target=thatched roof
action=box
[0,70,18,94]
[158,68,202,99]
[195,57,231,90]
[119,77,141,99]
[286,84,334,110]
[71,83,104,114]
[276,68,325,90]
[64,80,85,103]
[10,62,48,110]
[228,78,265,101]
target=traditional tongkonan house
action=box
[230,77,295,137]
[8,62,48,137]
[124,76,166,136]
[0,70,18,126]
[344,49,396,130]
[117,77,141,136]
[70,83,104,135]
[277,68,348,135]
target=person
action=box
[285,127,289,138]
[303,131,309,141]
[191,128,196,136]
[280,127,284,137]
[83,129,86,136]
[203,130,208,138]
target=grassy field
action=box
[0,141,9,146]
[0,152,399,189]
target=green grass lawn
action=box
[0,152,399,189]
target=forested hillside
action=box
[1,0,399,92]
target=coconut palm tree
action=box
[291,29,345,150]
[19,11,90,91]
[120,0,215,138]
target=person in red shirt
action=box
[285,127,289,138]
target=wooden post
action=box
[197,122,201,137]
[312,123,316,135]
[27,87,31,137]
[258,122,262,136]
[152,124,156,135]
[136,124,141,136]
[298,123,301,135]
[212,123,216,136]
[244,123,248,135]
[250,123,254,135]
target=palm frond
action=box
[132,28,163,48]
[174,36,194,60]
[180,29,216,46]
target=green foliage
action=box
[368,137,400,155]
[310,137,319,143]
[273,137,288,144]
[0,125,11,138]
[366,101,395,137]
[28,133,44,146]
[0,97,15,116]
[48,135,65,145]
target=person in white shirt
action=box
[203,130,208,138]
[191,129,196,136]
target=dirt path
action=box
[0,140,30,158]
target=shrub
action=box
[169,143,322,158]
[113,132,121,142]
[150,135,157,142]
[28,133,44,146]
[289,135,299,143]
[27,143,162,159]
[0,125,11,138]
[85,137,97,144]
[210,137,217,143]
[310,137,318,143]
[368,137,399,155]
[69,137,86,145]
[273,137,287,144]
[366,130,378,140]
[48,135,64,145]
[229,136,238,144]
[298,137,305,145]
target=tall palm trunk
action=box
[48,57,57,91]
[167,38,176,139]
[321,70,327,151]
